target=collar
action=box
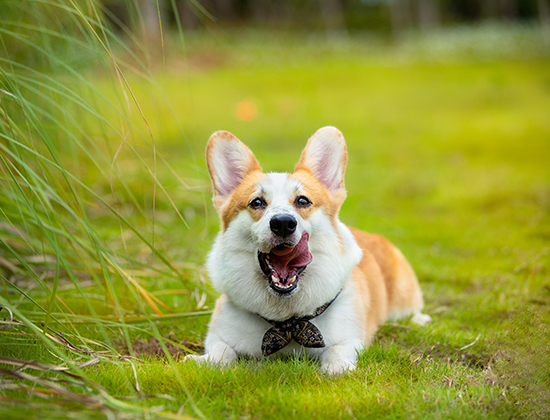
[259,291,341,357]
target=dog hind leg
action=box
[386,247,431,326]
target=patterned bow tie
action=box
[259,292,340,357]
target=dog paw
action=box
[183,348,237,367]
[183,354,209,365]
[411,312,432,326]
[320,360,356,376]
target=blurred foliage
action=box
[0,0,549,418]
[102,0,550,34]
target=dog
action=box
[184,127,431,375]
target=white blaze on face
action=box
[250,173,310,253]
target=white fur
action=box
[185,170,366,374]
[185,128,428,375]
[186,265,367,374]
[206,173,362,321]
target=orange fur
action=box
[206,131,265,230]
[292,165,422,333]
[294,128,348,205]
[189,127,429,375]
[219,171,266,230]
[290,170,342,221]
[290,170,345,253]
[349,227,424,337]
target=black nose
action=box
[270,215,297,237]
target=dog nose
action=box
[270,215,297,237]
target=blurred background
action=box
[0,1,549,417]
[107,0,550,35]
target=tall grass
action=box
[0,1,209,417]
[1,2,549,419]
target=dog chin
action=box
[266,282,300,299]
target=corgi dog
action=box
[185,127,431,375]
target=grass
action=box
[1,2,550,418]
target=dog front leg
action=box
[319,339,364,375]
[184,338,237,367]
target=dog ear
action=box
[206,131,262,206]
[295,126,347,199]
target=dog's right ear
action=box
[206,131,262,209]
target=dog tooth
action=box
[289,276,296,283]
[271,275,278,283]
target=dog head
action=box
[206,127,349,301]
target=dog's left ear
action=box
[206,131,262,209]
[295,126,347,201]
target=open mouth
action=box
[258,232,313,295]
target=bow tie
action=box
[259,293,340,357]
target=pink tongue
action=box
[271,247,294,257]
[270,232,313,278]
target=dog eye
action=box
[295,195,312,208]
[248,197,267,210]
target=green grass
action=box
[1,2,550,419]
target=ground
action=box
[1,28,549,419]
